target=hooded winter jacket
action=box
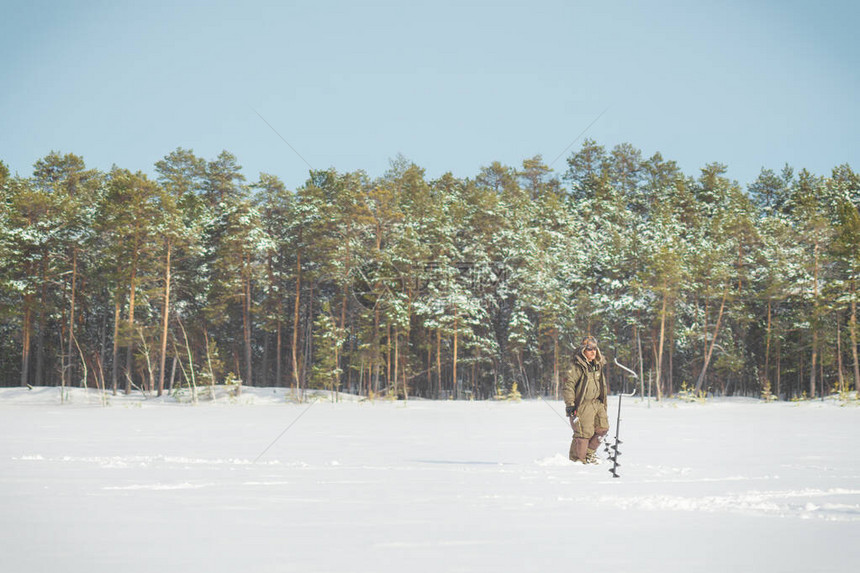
[562,348,608,414]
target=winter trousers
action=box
[569,399,609,462]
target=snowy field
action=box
[2,387,859,573]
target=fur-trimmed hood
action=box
[563,345,608,409]
[573,347,606,370]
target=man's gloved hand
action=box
[565,405,577,417]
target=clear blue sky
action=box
[1,0,857,191]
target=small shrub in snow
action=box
[494,382,522,402]
[676,381,705,403]
[761,380,778,402]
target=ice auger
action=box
[604,358,637,478]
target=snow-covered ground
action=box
[2,386,858,573]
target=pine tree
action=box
[154,148,209,394]
[2,175,53,387]
[203,167,265,394]
[98,168,162,394]
[254,172,294,388]
[829,166,860,393]
[788,170,834,398]
[32,153,102,390]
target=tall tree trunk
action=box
[292,248,302,395]
[776,316,782,399]
[125,248,139,395]
[265,253,283,388]
[656,289,668,397]
[242,253,251,395]
[303,280,315,393]
[373,305,380,396]
[553,329,559,399]
[453,314,459,400]
[36,259,47,387]
[836,314,845,394]
[261,331,270,387]
[169,354,177,393]
[702,290,708,378]
[636,323,644,397]
[386,322,392,391]
[668,322,675,396]
[339,222,351,392]
[393,326,399,399]
[66,247,78,387]
[651,338,662,401]
[765,298,772,393]
[112,295,121,395]
[472,357,477,399]
[347,320,355,393]
[809,242,820,398]
[402,291,413,402]
[276,318,283,387]
[810,332,819,398]
[20,301,32,387]
[850,289,860,393]
[157,240,172,397]
[426,334,432,398]
[339,281,348,391]
[99,298,108,391]
[233,347,241,379]
[819,347,825,397]
[177,317,198,403]
[797,353,803,399]
[333,317,341,401]
[436,328,442,398]
[695,286,728,393]
[402,326,409,401]
[203,326,216,398]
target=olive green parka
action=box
[562,348,608,413]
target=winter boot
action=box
[585,448,601,465]
[589,429,608,451]
[569,437,589,463]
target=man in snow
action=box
[563,336,609,464]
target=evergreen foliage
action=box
[1,145,858,401]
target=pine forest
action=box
[1,141,859,402]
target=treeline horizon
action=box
[1,140,858,401]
